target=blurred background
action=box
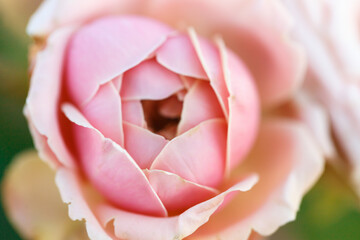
[0,1,359,239]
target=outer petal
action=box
[190,118,324,239]
[66,16,173,105]
[273,93,335,159]
[25,26,76,168]
[146,0,305,108]
[96,175,258,240]
[27,0,143,36]
[56,168,114,240]
[2,151,88,240]
[62,104,167,217]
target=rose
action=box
[3,0,324,239]
[282,0,360,195]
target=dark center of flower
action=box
[142,95,183,140]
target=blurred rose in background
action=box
[0,0,360,240]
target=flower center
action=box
[142,95,183,139]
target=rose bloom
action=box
[3,0,325,239]
[282,0,360,195]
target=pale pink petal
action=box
[24,109,60,168]
[27,0,143,36]
[56,168,114,240]
[181,76,197,90]
[2,151,87,240]
[146,0,305,108]
[66,16,173,105]
[144,169,219,214]
[151,119,227,188]
[96,175,258,240]
[81,82,124,146]
[158,95,183,118]
[191,118,324,239]
[25,26,76,168]
[188,29,230,119]
[274,93,335,159]
[121,59,184,101]
[121,100,146,127]
[112,75,122,92]
[123,122,168,169]
[220,44,260,170]
[62,104,167,217]
[178,81,224,134]
[156,34,208,79]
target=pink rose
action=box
[4,0,324,239]
[283,0,360,195]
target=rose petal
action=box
[178,80,224,134]
[81,82,124,146]
[123,122,168,169]
[2,151,87,240]
[121,59,184,100]
[274,92,335,159]
[27,0,142,36]
[56,168,114,240]
[121,100,146,127]
[66,16,173,105]
[218,42,260,170]
[156,34,208,79]
[147,0,305,108]
[151,119,227,188]
[62,103,167,217]
[188,28,230,119]
[25,26,76,168]
[158,95,183,119]
[144,169,219,214]
[191,118,324,239]
[96,175,258,240]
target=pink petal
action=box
[121,59,184,100]
[56,168,114,240]
[188,29,230,119]
[96,175,258,240]
[121,100,146,127]
[217,1,305,108]
[62,104,167,217]
[123,122,168,169]
[191,118,324,239]
[81,82,124,146]
[144,169,219,214]
[112,75,122,92]
[25,26,76,168]
[178,81,224,134]
[66,16,173,105]
[156,34,208,79]
[158,95,183,118]
[147,0,305,108]
[274,93,335,158]
[219,42,260,170]
[27,0,144,36]
[151,119,227,188]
